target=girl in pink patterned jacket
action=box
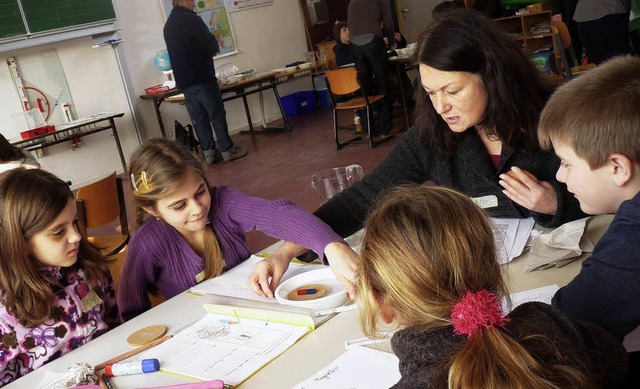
[0,169,119,385]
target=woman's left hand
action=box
[499,167,558,215]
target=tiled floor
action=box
[204,105,404,252]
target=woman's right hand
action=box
[247,242,306,298]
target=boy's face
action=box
[554,142,620,215]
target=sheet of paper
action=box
[504,284,560,313]
[137,311,310,386]
[291,346,400,389]
[190,255,324,302]
[525,217,591,271]
[36,371,73,389]
[491,217,535,264]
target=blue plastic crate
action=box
[317,89,331,108]
[280,94,298,117]
[295,90,316,114]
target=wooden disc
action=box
[127,325,167,346]
[287,284,328,301]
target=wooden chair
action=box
[75,172,130,257]
[551,21,595,80]
[324,67,390,149]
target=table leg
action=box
[109,118,127,172]
[153,97,167,137]
[396,63,410,131]
[239,81,290,134]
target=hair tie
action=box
[130,173,138,192]
[450,290,509,338]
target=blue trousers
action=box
[182,80,235,157]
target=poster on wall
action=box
[224,0,273,12]
[160,0,237,57]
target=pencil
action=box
[94,334,172,371]
[315,304,358,317]
[101,373,116,389]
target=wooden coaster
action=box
[127,325,167,346]
[287,284,328,301]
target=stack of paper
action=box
[491,217,536,264]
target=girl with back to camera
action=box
[118,138,358,320]
[357,185,628,389]
[0,169,119,384]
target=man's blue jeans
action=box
[182,80,235,158]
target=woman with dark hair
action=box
[249,9,584,297]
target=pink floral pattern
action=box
[0,266,119,385]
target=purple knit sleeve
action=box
[214,187,345,263]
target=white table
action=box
[6,215,613,388]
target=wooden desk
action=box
[5,214,612,388]
[140,64,325,137]
[11,112,127,172]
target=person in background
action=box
[249,9,584,297]
[572,0,630,64]
[163,0,248,164]
[538,55,640,382]
[551,0,582,66]
[0,169,119,384]
[119,138,358,320]
[332,21,354,67]
[347,0,396,137]
[0,133,39,173]
[356,185,628,388]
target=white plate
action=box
[275,268,348,311]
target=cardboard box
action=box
[527,2,551,13]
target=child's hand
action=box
[324,242,360,299]
[246,242,305,298]
[499,167,558,215]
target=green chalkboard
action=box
[0,0,115,40]
[0,0,26,39]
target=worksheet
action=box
[136,308,310,386]
[291,346,400,389]
[190,255,323,302]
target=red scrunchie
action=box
[450,290,509,338]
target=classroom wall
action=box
[0,0,310,185]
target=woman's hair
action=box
[128,138,224,279]
[0,134,25,163]
[413,9,554,155]
[333,21,347,42]
[357,185,590,389]
[0,169,109,327]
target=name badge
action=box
[472,195,499,209]
[81,290,103,312]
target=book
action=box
[136,303,314,386]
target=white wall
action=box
[0,0,310,185]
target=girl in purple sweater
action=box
[119,139,357,320]
[0,169,118,384]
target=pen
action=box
[94,334,172,371]
[101,373,116,389]
[315,304,358,317]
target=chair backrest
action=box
[75,172,129,235]
[325,67,361,97]
[551,20,580,67]
[551,25,573,80]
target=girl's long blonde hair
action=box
[357,185,590,389]
[0,169,109,327]
[128,138,223,278]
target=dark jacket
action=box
[553,191,640,340]
[163,6,219,89]
[314,127,584,238]
[333,41,355,67]
[390,302,628,388]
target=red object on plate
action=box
[145,84,176,95]
[20,125,56,139]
